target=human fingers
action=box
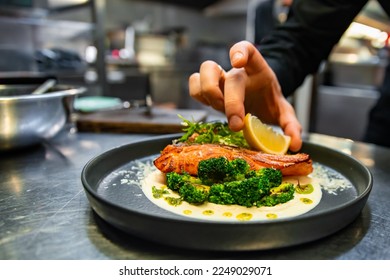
[223,68,247,131]
[230,41,303,151]
[199,60,226,112]
[278,100,303,152]
[283,120,303,152]
[222,41,271,132]
[229,41,270,76]
[224,41,273,129]
[189,72,210,106]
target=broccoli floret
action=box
[165,172,183,191]
[166,172,201,191]
[165,172,209,204]
[208,183,236,205]
[198,157,250,185]
[231,176,273,207]
[258,182,295,207]
[209,175,275,207]
[197,157,228,185]
[179,183,210,205]
[253,168,283,188]
[229,158,251,181]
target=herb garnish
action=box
[176,115,249,148]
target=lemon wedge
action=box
[243,113,291,155]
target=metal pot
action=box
[0,84,85,151]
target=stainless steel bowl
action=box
[0,84,85,151]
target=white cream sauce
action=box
[140,170,323,222]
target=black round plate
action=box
[81,134,372,251]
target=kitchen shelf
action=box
[0,13,93,25]
[0,0,108,95]
[0,16,94,38]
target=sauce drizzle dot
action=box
[202,210,214,216]
[236,213,253,221]
[223,212,233,218]
[266,213,278,219]
[300,198,313,204]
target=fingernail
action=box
[229,115,243,131]
[232,52,243,65]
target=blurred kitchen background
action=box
[0,0,389,140]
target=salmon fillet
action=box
[154,143,313,176]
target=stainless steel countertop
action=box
[1,129,389,259]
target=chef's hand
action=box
[189,40,302,152]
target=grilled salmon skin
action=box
[154,143,313,176]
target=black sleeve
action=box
[259,0,369,96]
[254,0,278,45]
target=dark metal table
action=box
[1,130,389,259]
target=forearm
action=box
[259,0,368,96]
